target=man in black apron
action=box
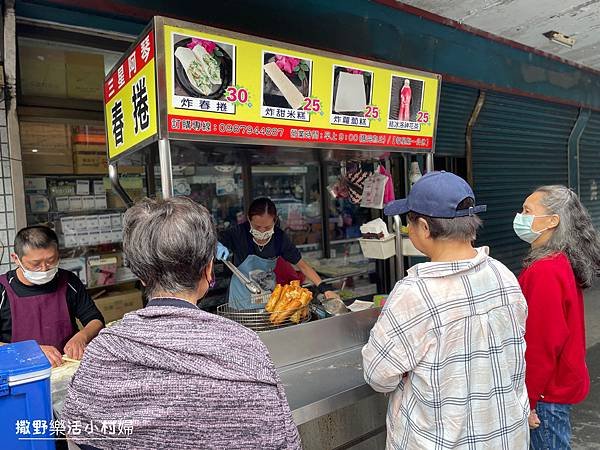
[0,226,104,366]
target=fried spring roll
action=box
[271,299,303,325]
[266,284,283,312]
[299,291,312,307]
[271,285,291,312]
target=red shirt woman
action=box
[513,185,600,449]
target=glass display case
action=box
[121,142,385,308]
[252,164,322,257]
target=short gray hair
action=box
[14,226,59,258]
[407,198,482,242]
[525,185,600,288]
[122,197,217,297]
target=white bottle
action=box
[409,161,422,187]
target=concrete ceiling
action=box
[398,0,600,71]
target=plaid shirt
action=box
[363,247,529,449]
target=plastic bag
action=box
[360,173,388,209]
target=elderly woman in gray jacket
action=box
[63,197,301,450]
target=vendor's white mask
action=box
[17,258,58,285]
[250,226,275,241]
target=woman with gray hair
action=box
[62,197,300,449]
[514,185,600,449]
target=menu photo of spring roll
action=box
[262,52,312,122]
[172,33,236,114]
[330,65,373,128]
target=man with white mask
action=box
[0,226,104,366]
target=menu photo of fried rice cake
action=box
[262,52,312,116]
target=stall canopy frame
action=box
[103,16,442,279]
[103,16,442,166]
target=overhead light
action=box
[543,30,576,48]
[31,149,38,153]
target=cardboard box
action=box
[72,143,105,153]
[72,126,106,145]
[119,165,145,174]
[73,144,108,175]
[21,122,70,152]
[109,213,122,230]
[50,183,76,197]
[20,123,73,175]
[59,257,87,285]
[94,289,143,323]
[107,189,144,209]
[95,195,108,210]
[82,196,96,211]
[69,196,83,211]
[74,154,107,174]
[24,177,47,192]
[65,52,104,100]
[87,255,117,288]
[55,196,70,212]
[103,176,144,191]
[19,46,67,98]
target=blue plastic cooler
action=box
[0,340,55,450]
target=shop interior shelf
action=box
[27,208,126,216]
[86,277,138,290]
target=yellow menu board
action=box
[104,31,158,160]
[164,23,439,150]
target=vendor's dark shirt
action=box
[220,222,302,266]
[0,269,104,343]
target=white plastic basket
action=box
[359,235,396,259]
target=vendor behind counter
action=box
[218,197,336,310]
[0,226,104,366]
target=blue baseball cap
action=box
[384,171,487,218]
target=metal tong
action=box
[315,293,350,316]
[222,259,271,304]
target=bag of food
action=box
[360,173,388,209]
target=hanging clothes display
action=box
[379,165,395,204]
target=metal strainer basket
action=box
[216,303,310,332]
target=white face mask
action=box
[250,226,275,242]
[17,258,59,285]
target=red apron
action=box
[274,257,305,285]
[0,271,74,353]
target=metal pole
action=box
[385,158,396,288]
[393,215,404,280]
[402,154,409,194]
[318,151,331,259]
[241,152,253,215]
[145,142,157,198]
[466,91,486,186]
[425,153,434,173]
[158,138,173,199]
[108,163,133,207]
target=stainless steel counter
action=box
[53,308,387,449]
[259,308,382,425]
